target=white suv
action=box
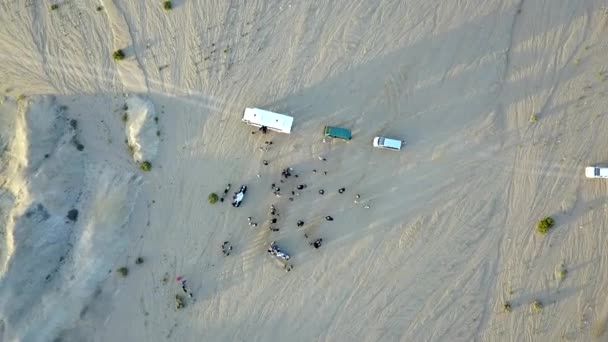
[585,166,608,178]
[373,136,403,151]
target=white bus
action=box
[242,108,294,134]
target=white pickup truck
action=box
[585,166,608,178]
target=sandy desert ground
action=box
[1,0,608,341]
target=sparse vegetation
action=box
[156,130,161,137]
[163,1,172,10]
[139,161,152,172]
[66,209,79,222]
[135,257,144,265]
[117,267,129,277]
[531,300,543,312]
[96,6,103,11]
[112,49,125,61]
[223,48,229,53]
[50,4,59,10]
[529,114,537,123]
[122,112,128,123]
[127,144,135,156]
[208,193,219,204]
[503,301,512,313]
[537,216,555,234]
[175,294,185,309]
[556,264,567,280]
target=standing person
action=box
[177,277,194,298]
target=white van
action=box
[585,166,608,178]
[372,136,403,151]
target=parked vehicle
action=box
[242,108,294,134]
[231,185,247,207]
[372,136,403,151]
[267,241,290,261]
[585,166,608,178]
[324,126,352,140]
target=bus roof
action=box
[242,108,293,134]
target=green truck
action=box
[323,126,352,140]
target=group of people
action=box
[219,183,231,202]
[221,241,233,256]
[269,205,280,232]
[176,277,193,298]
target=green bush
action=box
[531,300,543,312]
[135,257,144,265]
[503,301,512,313]
[556,264,567,280]
[163,1,172,10]
[529,114,537,123]
[139,161,152,172]
[537,216,555,234]
[117,267,129,277]
[50,4,59,10]
[122,112,128,122]
[208,193,219,204]
[112,49,125,61]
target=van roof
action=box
[324,126,352,140]
[380,137,402,149]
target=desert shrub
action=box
[503,301,512,313]
[122,112,128,122]
[529,114,537,123]
[208,193,219,204]
[50,4,58,10]
[156,130,161,137]
[96,6,103,11]
[112,49,125,61]
[139,161,152,172]
[66,209,79,222]
[537,216,555,234]
[117,267,129,277]
[163,1,172,10]
[135,257,144,265]
[175,294,185,309]
[531,300,543,312]
[556,264,567,280]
